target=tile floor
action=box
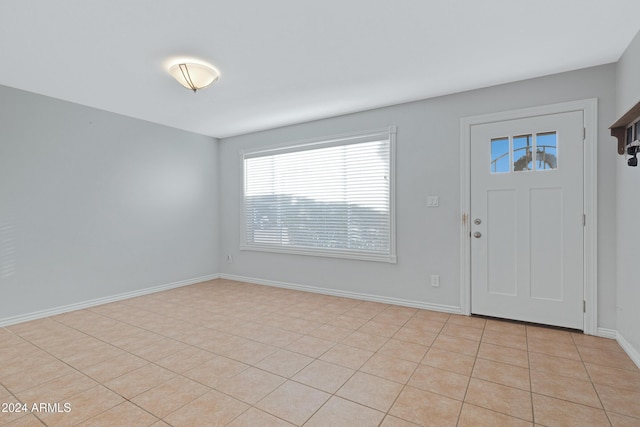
[1,278,639,426]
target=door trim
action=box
[459,99,598,334]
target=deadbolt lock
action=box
[474,218,482,225]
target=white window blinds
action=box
[242,127,396,263]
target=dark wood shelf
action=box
[610,101,640,155]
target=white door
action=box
[470,111,584,329]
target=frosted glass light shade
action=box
[168,63,219,92]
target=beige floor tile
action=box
[163,390,248,427]
[36,385,125,427]
[57,342,125,370]
[254,349,313,378]
[404,317,446,333]
[409,364,470,400]
[337,371,403,411]
[412,309,451,323]
[595,383,640,418]
[528,351,589,381]
[255,380,330,425]
[421,347,476,376]
[347,302,389,320]
[526,326,574,345]
[441,322,484,341]
[226,407,294,426]
[4,413,47,426]
[484,319,526,336]
[76,401,159,426]
[0,350,59,378]
[392,326,437,347]
[571,333,625,353]
[216,367,286,405]
[0,384,10,400]
[478,342,529,368]
[532,393,610,427]
[127,337,190,362]
[305,396,385,427]
[446,314,487,330]
[308,324,353,342]
[586,363,640,392]
[360,353,418,383]
[389,385,462,427]
[530,370,601,408]
[374,308,416,325]
[14,371,97,404]
[341,330,389,352]
[0,340,40,363]
[0,406,29,425]
[378,338,429,363]
[131,375,210,418]
[217,337,279,365]
[319,343,374,370]
[472,358,530,391]
[358,320,401,338]
[292,359,354,393]
[527,337,581,360]
[380,415,421,426]
[80,352,148,383]
[577,345,639,371]
[432,334,479,357]
[328,314,369,330]
[465,378,533,421]
[183,356,249,388]
[1,358,76,393]
[111,330,165,354]
[481,329,528,351]
[195,332,246,354]
[272,316,322,335]
[3,280,639,427]
[608,412,640,427]
[103,364,176,399]
[154,346,217,374]
[284,335,335,357]
[458,403,533,426]
[254,328,302,348]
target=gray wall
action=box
[219,64,618,329]
[0,85,219,322]
[615,31,640,356]
[0,60,625,338]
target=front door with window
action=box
[470,111,584,329]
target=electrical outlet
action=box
[427,196,439,207]
[431,274,440,287]
[226,254,233,263]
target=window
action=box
[242,127,396,263]
[490,131,558,174]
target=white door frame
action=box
[459,99,598,335]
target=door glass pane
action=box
[513,135,533,172]
[491,138,509,173]
[536,132,557,170]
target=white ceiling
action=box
[1,1,639,139]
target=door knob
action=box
[474,218,482,225]
[474,232,482,238]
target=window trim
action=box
[239,126,397,263]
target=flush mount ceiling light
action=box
[168,62,220,93]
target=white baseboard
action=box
[219,273,463,314]
[596,327,617,339]
[617,331,640,370]
[0,273,219,328]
